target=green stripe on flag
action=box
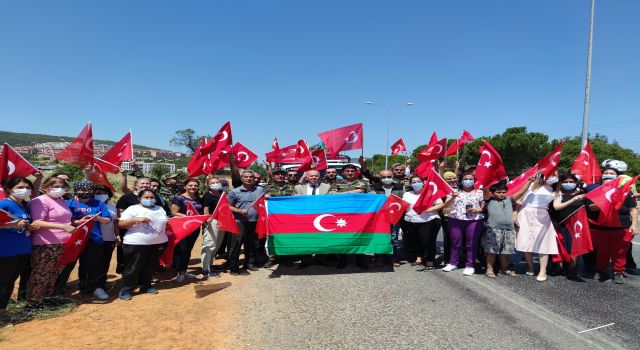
[268,232,392,255]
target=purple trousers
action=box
[448,218,484,268]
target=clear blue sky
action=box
[1,1,638,158]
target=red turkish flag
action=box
[185,201,199,216]
[0,143,37,185]
[297,149,328,172]
[212,193,240,234]
[445,140,459,157]
[474,140,507,189]
[187,138,209,177]
[160,214,209,266]
[199,121,233,156]
[414,161,436,179]
[58,215,97,266]
[93,157,120,174]
[391,138,406,156]
[295,140,311,160]
[55,123,94,167]
[252,195,268,239]
[417,138,447,163]
[86,161,116,192]
[208,145,232,172]
[413,166,454,214]
[506,164,539,197]
[537,142,564,178]
[272,137,280,152]
[265,144,297,163]
[379,194,410,224]
[565,207,593,258]
[231,142,258,168]
[459,130,475,144]
[428,132,438,147]
[570,142,601,185]
[317,123,363,156]
[584,177,624,226]
[0,209,17,225]
[100,131,133,166]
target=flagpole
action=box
[364,101,413,170]
[580,0,596,149]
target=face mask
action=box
[602,174,617,180]
[48,188,67,198]
[561,183,577,191]
[545,177,559,185]
[411,182,424,191]
[141,199,156,207]
[258,182,267,186]
[12,188,31,200]
[462,179,474,188]
[95,194,109,203]
[222,186,229,192]
[77,192,93,200]
[381,178,394,185]
[209,183,223,191]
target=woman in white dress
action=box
[515,172,559,281]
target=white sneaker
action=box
[93,288,109,300]
[442,264,457,272]
[175,274,186,284]
[463,267,475,276]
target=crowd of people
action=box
[0,155,638,319]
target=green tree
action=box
[52,163,84,182]
[248,162,267,177]
[149,163,169,180]
[170,129,207,154]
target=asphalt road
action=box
[226,236,640,349]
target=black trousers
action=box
[17,258,30,301]
[122,244,164,291]
[99,241,116,289]
[116,230,126,274]
[54,260,75,295]
[441,218,452,264]
[78,240,105,294]
[228,221,257,271]
[409,219,442,264]
[172,229,200,272]
[626,245,636,270]
[0,254,30,309]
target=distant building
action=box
[122,161,176,175]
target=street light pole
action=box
[365,101,414,169]
[581,0,596,149]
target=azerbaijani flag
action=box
[267,194,392,255]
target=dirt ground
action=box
[0,235,246,350]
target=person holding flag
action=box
[66,180,112,300]
[93,185,119,297]
[402,175,445,271]
[514,171,560,282]
[117,189,168,300]
[372,169,405,267]
[26,177,75,309]
[584,160,638,283]
[0,178,39,319]
[201,177,227,279]
[441,172,485,276]
[170,178,203,284]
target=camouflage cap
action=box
[161,173,180,181]
[272,167,286,175]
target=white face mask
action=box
[95,194,109,203]
[381,178,394,185]
[12,188,31,200]
[209,183,223,191]
[48,188,67,198]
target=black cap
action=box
[272,167,286,174]
[342,163,358,171]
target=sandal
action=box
[501,270,517,277]
[425,262,435,271]
[485,270,497,278]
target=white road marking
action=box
[578,323,615,334]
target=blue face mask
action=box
[545,176,559,185]
[602,174,617,180]
[561,183,577,191]
[462,179,474,188]
[411,182,424,191]
[141,199,156,207]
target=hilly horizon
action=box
[0,130,166,151]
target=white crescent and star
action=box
[574,220,583,238]
[182,219,203,231]
[549,152,561,166]
[313,214,336,232]
[312,156,321,163]
[297,145,306,155]
[237,151,249,162]
[481,150,492,159]
[605,188,616,202]
[345,131,358,144]
[7,160,15,175]
[429,181,438,194]
[389,202,402,213]
[84,137,93,152]
[216,130,229,142]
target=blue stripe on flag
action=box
[267,194,386,215]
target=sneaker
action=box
[142,287,159,294]
[229,270,250,276]
[536,275,548,282]
[442,264,457,272]
[208,271,221,278]
[92,288,109,300]
[201,272,209,281]
[175,274,186,284]
[246,264,259,271]
[118,290,132,301]
[612,273,626,284]
[263,260,277,269]
[184,272,198,279]
[463,267,475,276]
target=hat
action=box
[272,167,286,175]
[601,159,627,174]
[443,171,457,180]
[342,163,358,171]
[73,179,95,193]
[161,173,180,181]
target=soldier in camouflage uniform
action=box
[391,162,412,191]
[161,173,183,200]
[329,163,373,270]
[322,167,339,185]
[263,168,295,268]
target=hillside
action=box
[0,130,157,150]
